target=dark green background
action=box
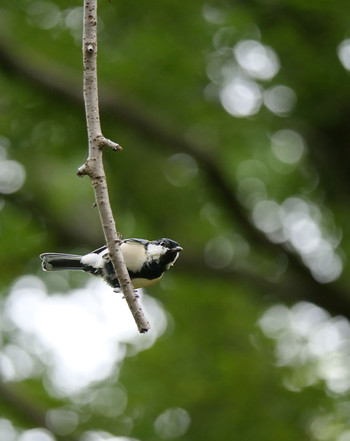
[1,1,350,440]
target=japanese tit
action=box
[40,238,182,289]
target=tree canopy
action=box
[1,1,350,440]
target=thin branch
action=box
[79,0,150,333]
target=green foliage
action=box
[1,0,350,440]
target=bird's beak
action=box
[174,246,183,252]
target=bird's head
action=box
[147,238,183,269]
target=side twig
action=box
[78,0,150,333]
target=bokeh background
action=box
[1,1,350,440]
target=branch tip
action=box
[96,136,122,151]
[140,327,150,334]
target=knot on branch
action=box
[77,157,95,177]
[85,43,96,53]
[95,135,122,151]
[77,163,89,177]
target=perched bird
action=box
[40,238,182,290]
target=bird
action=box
[40,238,182,290]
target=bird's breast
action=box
[120,241,148,273]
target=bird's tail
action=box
[40,253,84,271]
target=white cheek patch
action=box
[81,253,105,268]
[146,244,165,262]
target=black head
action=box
[146,238,182,270]
[153,238,183,252]
[152,238,182,271]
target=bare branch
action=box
[80,0,150,333]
